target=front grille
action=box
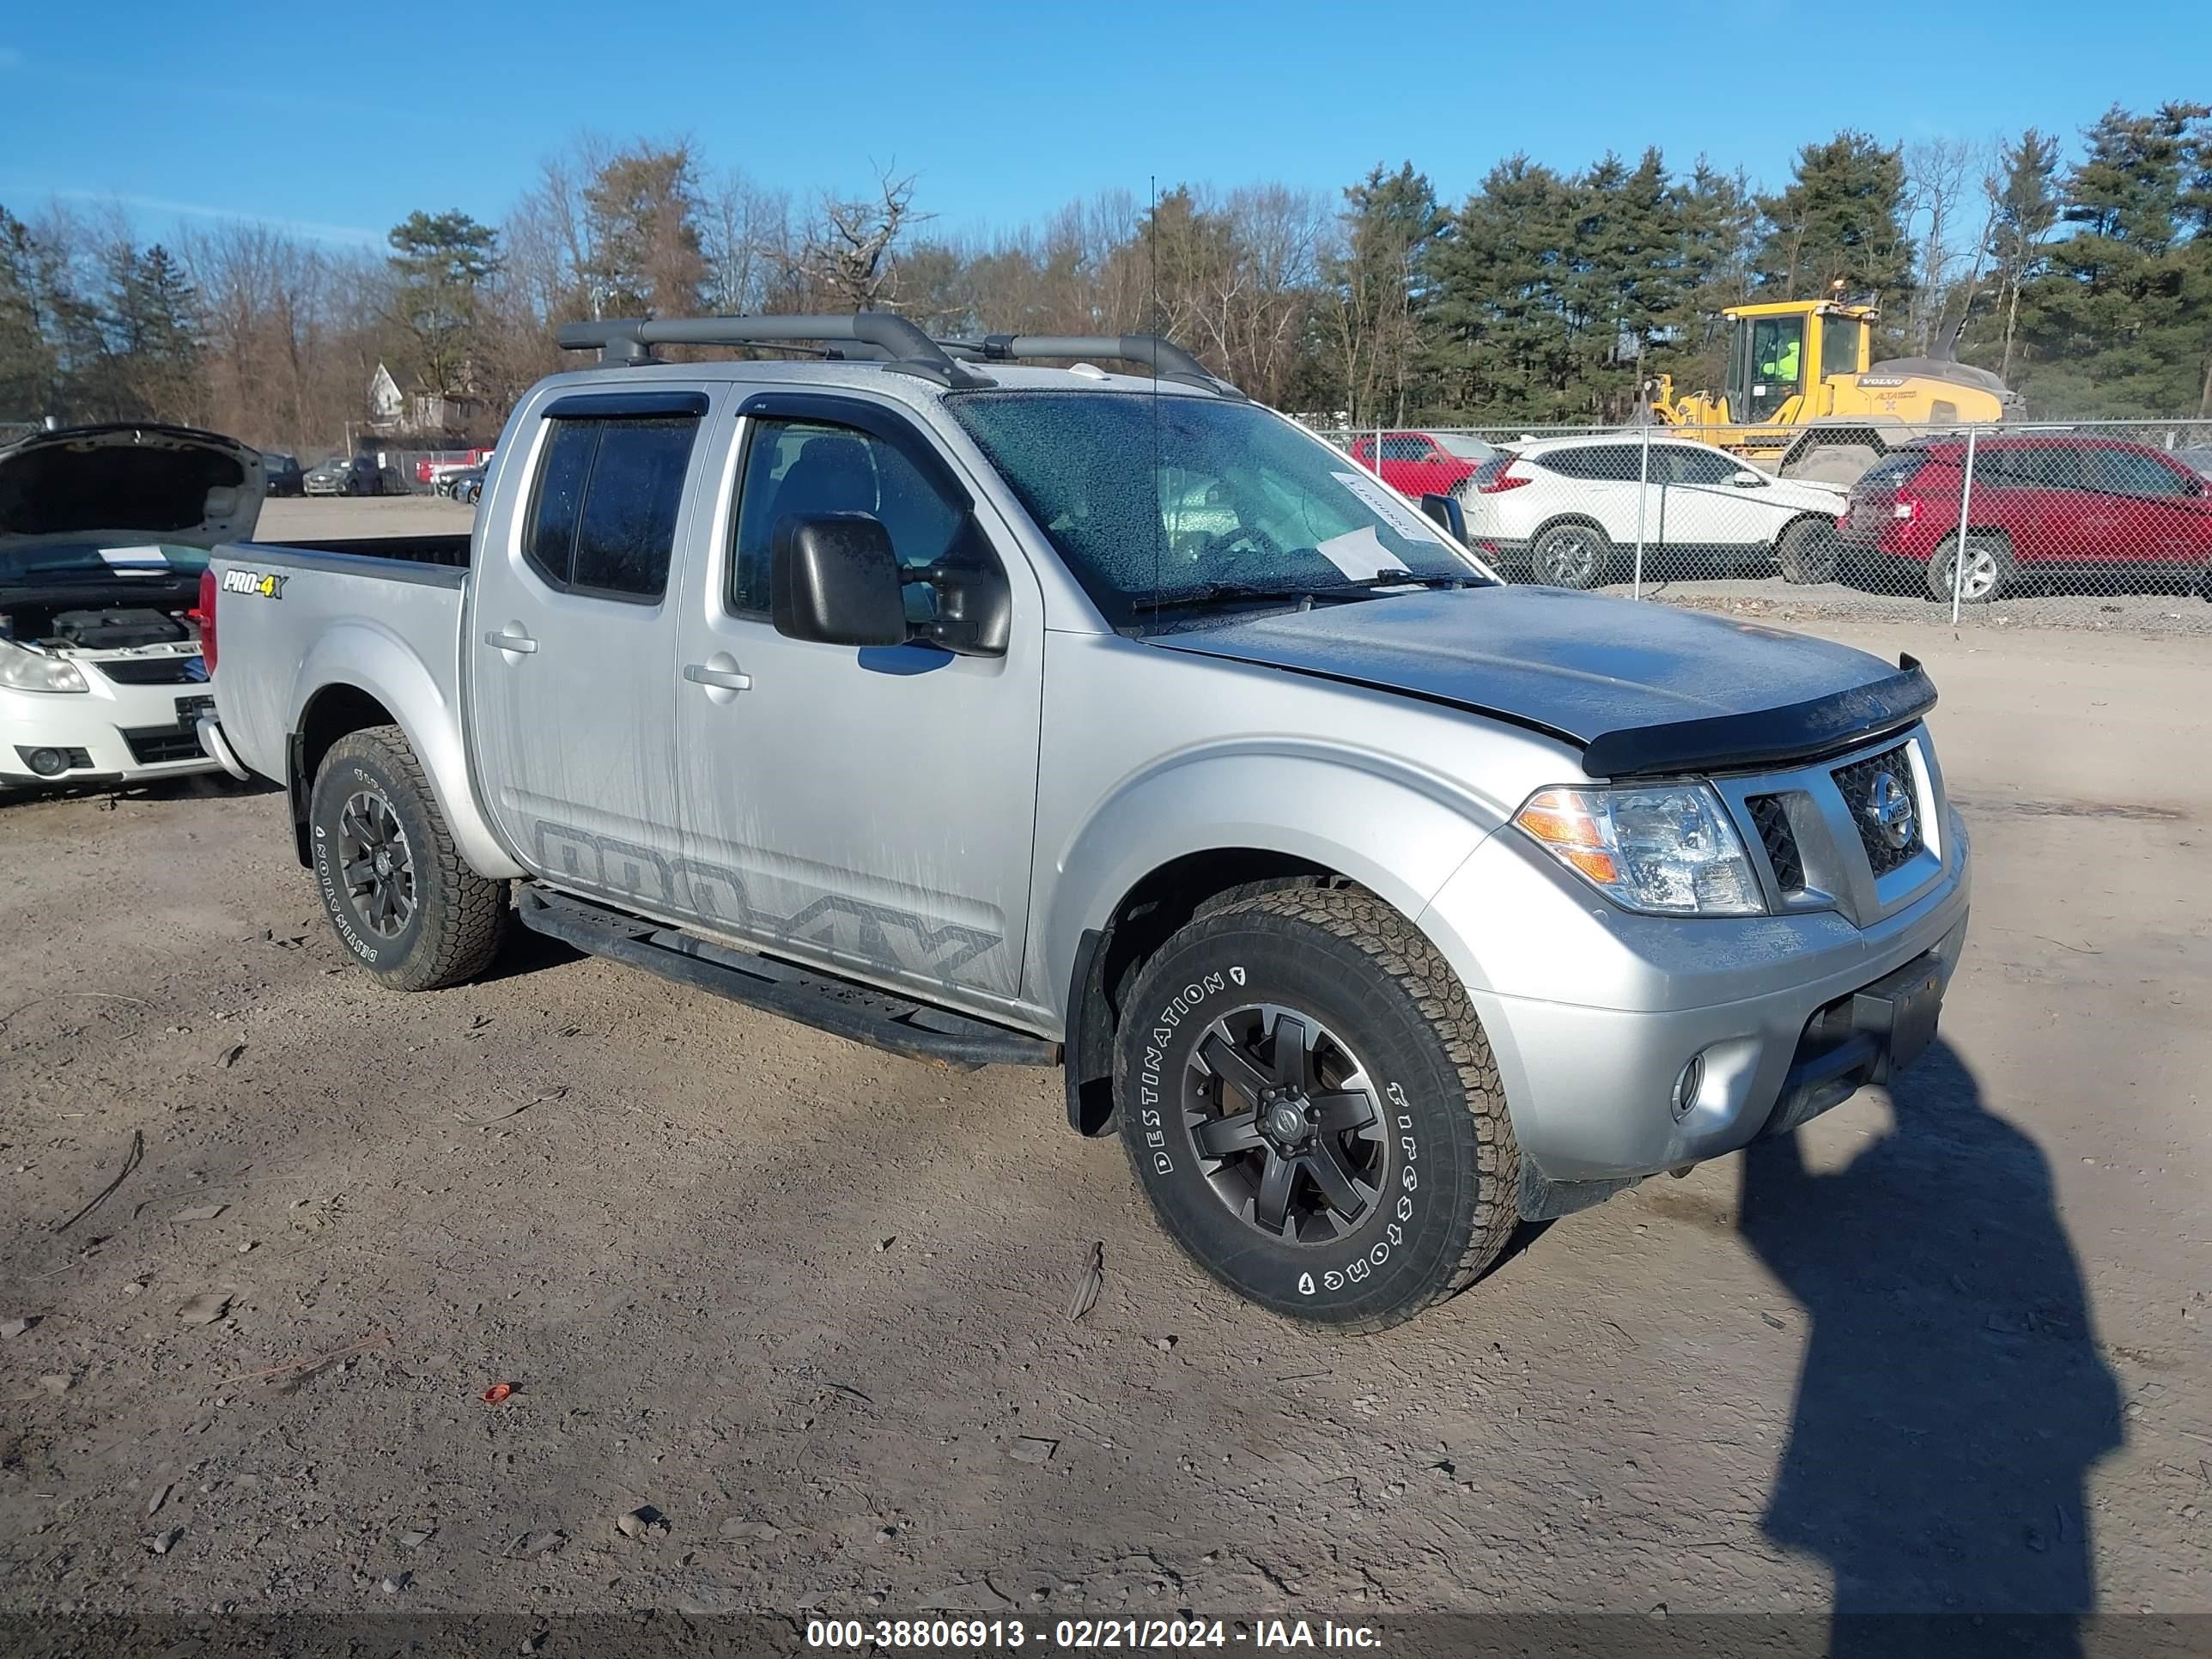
[1746,794,1806,891]
[1830,743,1923,877]
[120,726,206,765]
[94,655,206,686]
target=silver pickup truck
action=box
[201,313,1970,1331]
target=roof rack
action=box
[554,313,1242,397]
[555,313,993,388]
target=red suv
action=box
[1347,430,1498,498]
[1839,435,2212,603]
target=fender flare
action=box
[1037,740,1507,1030]
[289,622,525,879]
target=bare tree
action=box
[1905,137,1980,351]
[788,166,927,312]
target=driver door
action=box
[671,392,1043,1012]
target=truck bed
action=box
[208,536,471,790]
[236,533,471,569]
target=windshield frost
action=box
[949,392,1486,629]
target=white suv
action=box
[1457,434,1849,589]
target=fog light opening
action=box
[1670,1054,1706,1122]
[26,747,68,778]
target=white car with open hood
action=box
[0,422,263,788]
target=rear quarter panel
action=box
[209,544,524,879]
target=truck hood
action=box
[1149,586,1935,779]
[0,423,264,553]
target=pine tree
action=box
[1427,156,1583,419]
[2011,102,2211,413]
[386,210,500,398]
[1754,131,1915,317]
[1977,130,2062,381]
[1323,162,1445,423]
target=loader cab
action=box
[1722,303,1872,427]
[1726,313,1804,427]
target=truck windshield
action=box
[948,392,1488,629]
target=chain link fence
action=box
[1310,419,2212,635]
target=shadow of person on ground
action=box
[1739,1038,2124,1656]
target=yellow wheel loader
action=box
[1649,300,2021,483]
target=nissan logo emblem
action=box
[1865,771,1916,850]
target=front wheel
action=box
[307,725,507,990]
[1530,523,1608,589]
[1115,887,1520,1332]
[1778,520,1841,585]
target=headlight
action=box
[1513,783,1762,915]
[0,643,89,694]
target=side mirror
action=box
[1419,492,1467,542]
[771,514,908,647]
[1730,471,1768,488]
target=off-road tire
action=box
[1530,522,1609,590]
[1926,532,2014,605]
[1778,519,1841,585]
[1115,886,1520,1333]
[307,725,507,991]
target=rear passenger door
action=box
[1534,445,1644,544]
[466,386,708,910]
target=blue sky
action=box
[1,2,2203,250]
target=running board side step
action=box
[514,885,1059,1071]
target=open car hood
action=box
[1150,586,1935,779]
[0,423,264,553]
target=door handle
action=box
[684,662,752,692]
[483,629,538,654]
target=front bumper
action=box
[2,679,221,787]
[1420,789,1971,1190]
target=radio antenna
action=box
[1148,173,1161,628]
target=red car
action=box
[1346,429,1499,499]
[1840,435,2212,602]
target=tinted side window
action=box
[1666,447,1743,484]
[1379,436,1431,462]
[2023,446,2087,490]
[572,419,695,598]
[1534,449,1595,480]
[2086,447,2192,497]
[1582,447,1644,483]
[525,420,598,586]
[730,419,965,618]
[523,415,699,601]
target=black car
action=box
[262,452,305,497]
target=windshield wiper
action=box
[1140,580,1363,614]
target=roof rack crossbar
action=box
[555,313,993,388]
[967,334,1243,398]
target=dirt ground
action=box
[3,506,2208,1638]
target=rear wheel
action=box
[1926,532,2013,604]
[1115,887,1520,1332]
[1778,519,1841,585]
[1531,523,1608,589]
[307,725,507,990]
